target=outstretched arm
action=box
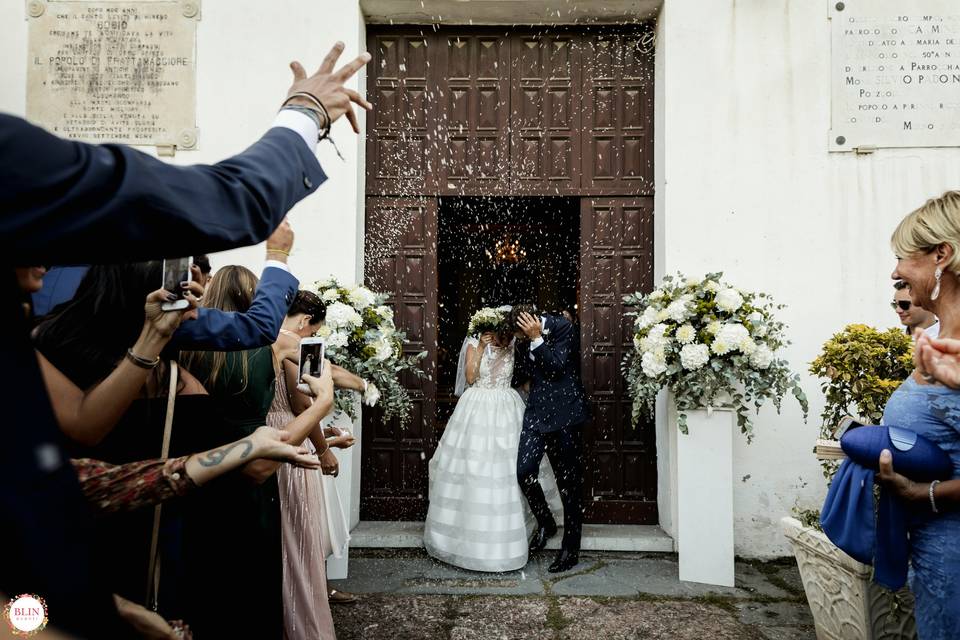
[1,43,372,264]
[73,426,319,513]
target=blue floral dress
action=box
[882,376,960,640]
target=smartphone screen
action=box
[298,338,325,394]
[161,257,192,311]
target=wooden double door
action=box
[361,25,658,524]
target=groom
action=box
[510,304,589,573]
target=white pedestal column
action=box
[326,409,361,580]
[676,405,735,587]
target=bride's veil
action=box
[454,336,479,397]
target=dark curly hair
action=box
[506,304,538,331]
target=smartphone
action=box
[161,256,193,312]
[297,337,326,395]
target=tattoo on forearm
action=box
[197,439,254,467]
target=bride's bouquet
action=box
[310,277,426,425]
[623,272,808,441]
[468,307,507,336]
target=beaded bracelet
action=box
[930,480,941,514]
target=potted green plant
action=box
[782,324,916,640]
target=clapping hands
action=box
[915,331,960,389]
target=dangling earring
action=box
[931,266,943,301]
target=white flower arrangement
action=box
[309,277,427,425]
[468,307,506,336]
[623,272,808,440]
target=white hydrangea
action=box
[716,288,744,313]
[649,324,669,340]
[656,308,670,322]
[666,298,690,322]
[326,331,349,348]
[679,343,710,370]
[373,338,394,361]
[348,286,378,310]
[704,280,722,293]
[712,323,749,355]
[325,301,363,330]
[641,349,668,377]
[636,306,659,330]
[675,324,696,344]
[321,288,340,303]
[750,344,774,369]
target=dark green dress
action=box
[181,347,284,639]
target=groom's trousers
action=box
[517,422,584,552]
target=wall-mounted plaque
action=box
[829,0,960,152]
[26,0,200,151]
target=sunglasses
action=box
[891,300,912,311]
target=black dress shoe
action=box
[548,548,579,573]
[528,522,558,552]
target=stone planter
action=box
[780,516,916,640]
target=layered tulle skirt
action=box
[424,386,560,572]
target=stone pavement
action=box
[329,550,815,639]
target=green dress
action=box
[181,347,284,639]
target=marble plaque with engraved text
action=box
[26,0,199,149]
[829,0,960,151]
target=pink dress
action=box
[267,372,336,640]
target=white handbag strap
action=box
[146,361,178,610]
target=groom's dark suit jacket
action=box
[515,315,589,433]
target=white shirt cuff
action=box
[530,336,545,350]
[264,260,290,273]
[271,109,319,155]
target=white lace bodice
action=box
[470,339,515,390]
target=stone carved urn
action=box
[781,517,916,640]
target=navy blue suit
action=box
[515,315,589,553]
[171,266,298,350]
[0,114,324,638]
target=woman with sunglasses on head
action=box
[893,280,939,338]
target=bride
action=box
[423,320,561,572]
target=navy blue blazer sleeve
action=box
[170,266,298,351]
[531,317,574,381]
[0,114,326,264]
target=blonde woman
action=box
[879,190,960,640]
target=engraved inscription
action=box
[830,1,960,150]
[27,1,198,148]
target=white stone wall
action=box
[656,0,960,557]
[4,0,960,560]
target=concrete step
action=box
[350,520,674,553]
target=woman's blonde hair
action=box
[181,265,259,389]
[891,190,960,274]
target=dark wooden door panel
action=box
[436,30,511,195]
[510,31,582,194]
[362,197,438,520]
[366,30,438,196]
[580,197,657,523]
[581,28,655,195]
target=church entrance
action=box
[360,24,658,524]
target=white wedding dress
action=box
[423,338,562,572]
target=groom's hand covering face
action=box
[517,312,543,340]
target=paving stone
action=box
[556,597,767,640]
[733,561,796,599]
[736,600,815,627]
